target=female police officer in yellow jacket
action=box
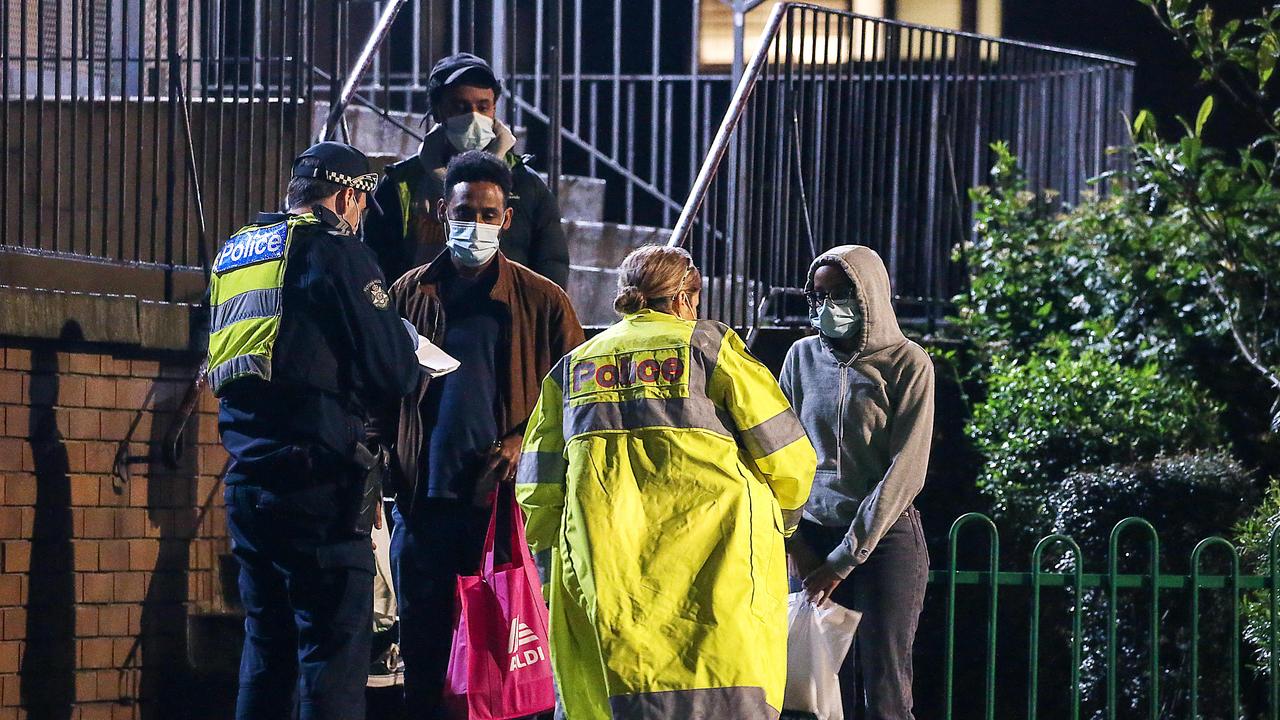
[516,245,817,719]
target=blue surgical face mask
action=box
[446,219,501,267]
[811,299,862,339]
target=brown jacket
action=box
[375,252,585,512]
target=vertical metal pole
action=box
[149,0,164,261]
[425,0,435,90]
[887,23,903,292]
[571,0,581,136]
[534,0,543,108]
[612,0,620,161]
[70,0,82,252]
[18,0,29,249]
[503,0,515,126]
[1,0,8,250]
[625,81,635,224]
[689,0,701,196]
[451,0,460,54]
[34,0,47,249]
[125,0,135,254]
[491,0,507,85]
[53,0,65,250]
[923,50,941,329]
[101,0,113,258]
[547,0,563,198]
[164,0,180,296]
[731,0,745,86]
[662,82,673,227]
[649,0,660,187]
[588,81,598,176]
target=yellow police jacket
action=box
[516,309,817,719]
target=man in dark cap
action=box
[207,141,422,720]
[363,52,571,288]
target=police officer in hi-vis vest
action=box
[206,141,420,720]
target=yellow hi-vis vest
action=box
[516,309,817,720]
[206,213,319,396]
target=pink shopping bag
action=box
[443,485,555,719]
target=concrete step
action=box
[540,173,606,223]
[563,220,670,327]
[313,103,606,223]
[313,103,428,161]
[562,219,771,329]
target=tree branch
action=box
[1206,274,1280,393]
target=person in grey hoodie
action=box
[780,244,935,720]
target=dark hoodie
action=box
[779,245,935,577]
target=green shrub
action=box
[955,141,1208,372]
[1047,453,1257,719]
[1237,478,1280,676]
[969,347,1226,531]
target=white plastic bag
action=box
[783,591,861,720]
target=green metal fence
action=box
[934,512,1277,720]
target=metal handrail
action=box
[668,2,789,248]
[668,1,1137,250]
[319,0,410,142]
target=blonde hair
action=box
[613,245,703,315]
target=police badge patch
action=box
[365,280,390,309]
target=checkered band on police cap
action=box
[319,169,379,193]
[291,141,378,193]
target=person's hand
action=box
[370,501,385,551]
[786,539,822,581]
[803,562,846,607]
[472,433,524,507]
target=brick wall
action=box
[0,341,235,720]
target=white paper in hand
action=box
[414,333,460,378]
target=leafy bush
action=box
[1131,1,1280,431]
[956,141,1222,374]
[969,347,1225,531]
[1048,453,1258,719]
[1237,478,1280,676]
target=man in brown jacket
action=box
[373,150,583,717]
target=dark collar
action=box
[255,211,289,224]
[309,205,347,231]
[255,205,345,231]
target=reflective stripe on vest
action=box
[205,214,319,396]
[559,320,734,439]
[397,180,412,238]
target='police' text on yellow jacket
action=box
[516,309,817,720]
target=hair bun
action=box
[613,285,649,315]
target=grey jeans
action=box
[797,507,929,720]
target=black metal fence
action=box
[336,0,736,229]
[0,0,339,297]
[670,2,1135,330]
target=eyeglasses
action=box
[804,288,855,307]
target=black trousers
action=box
[224,455,375,720]
[797,507,929,720]
[390,498,494,719]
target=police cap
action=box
[292,141,379,194]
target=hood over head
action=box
[805,244,906,357]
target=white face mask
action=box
[444,112,497,152]
[446,219,501,267]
